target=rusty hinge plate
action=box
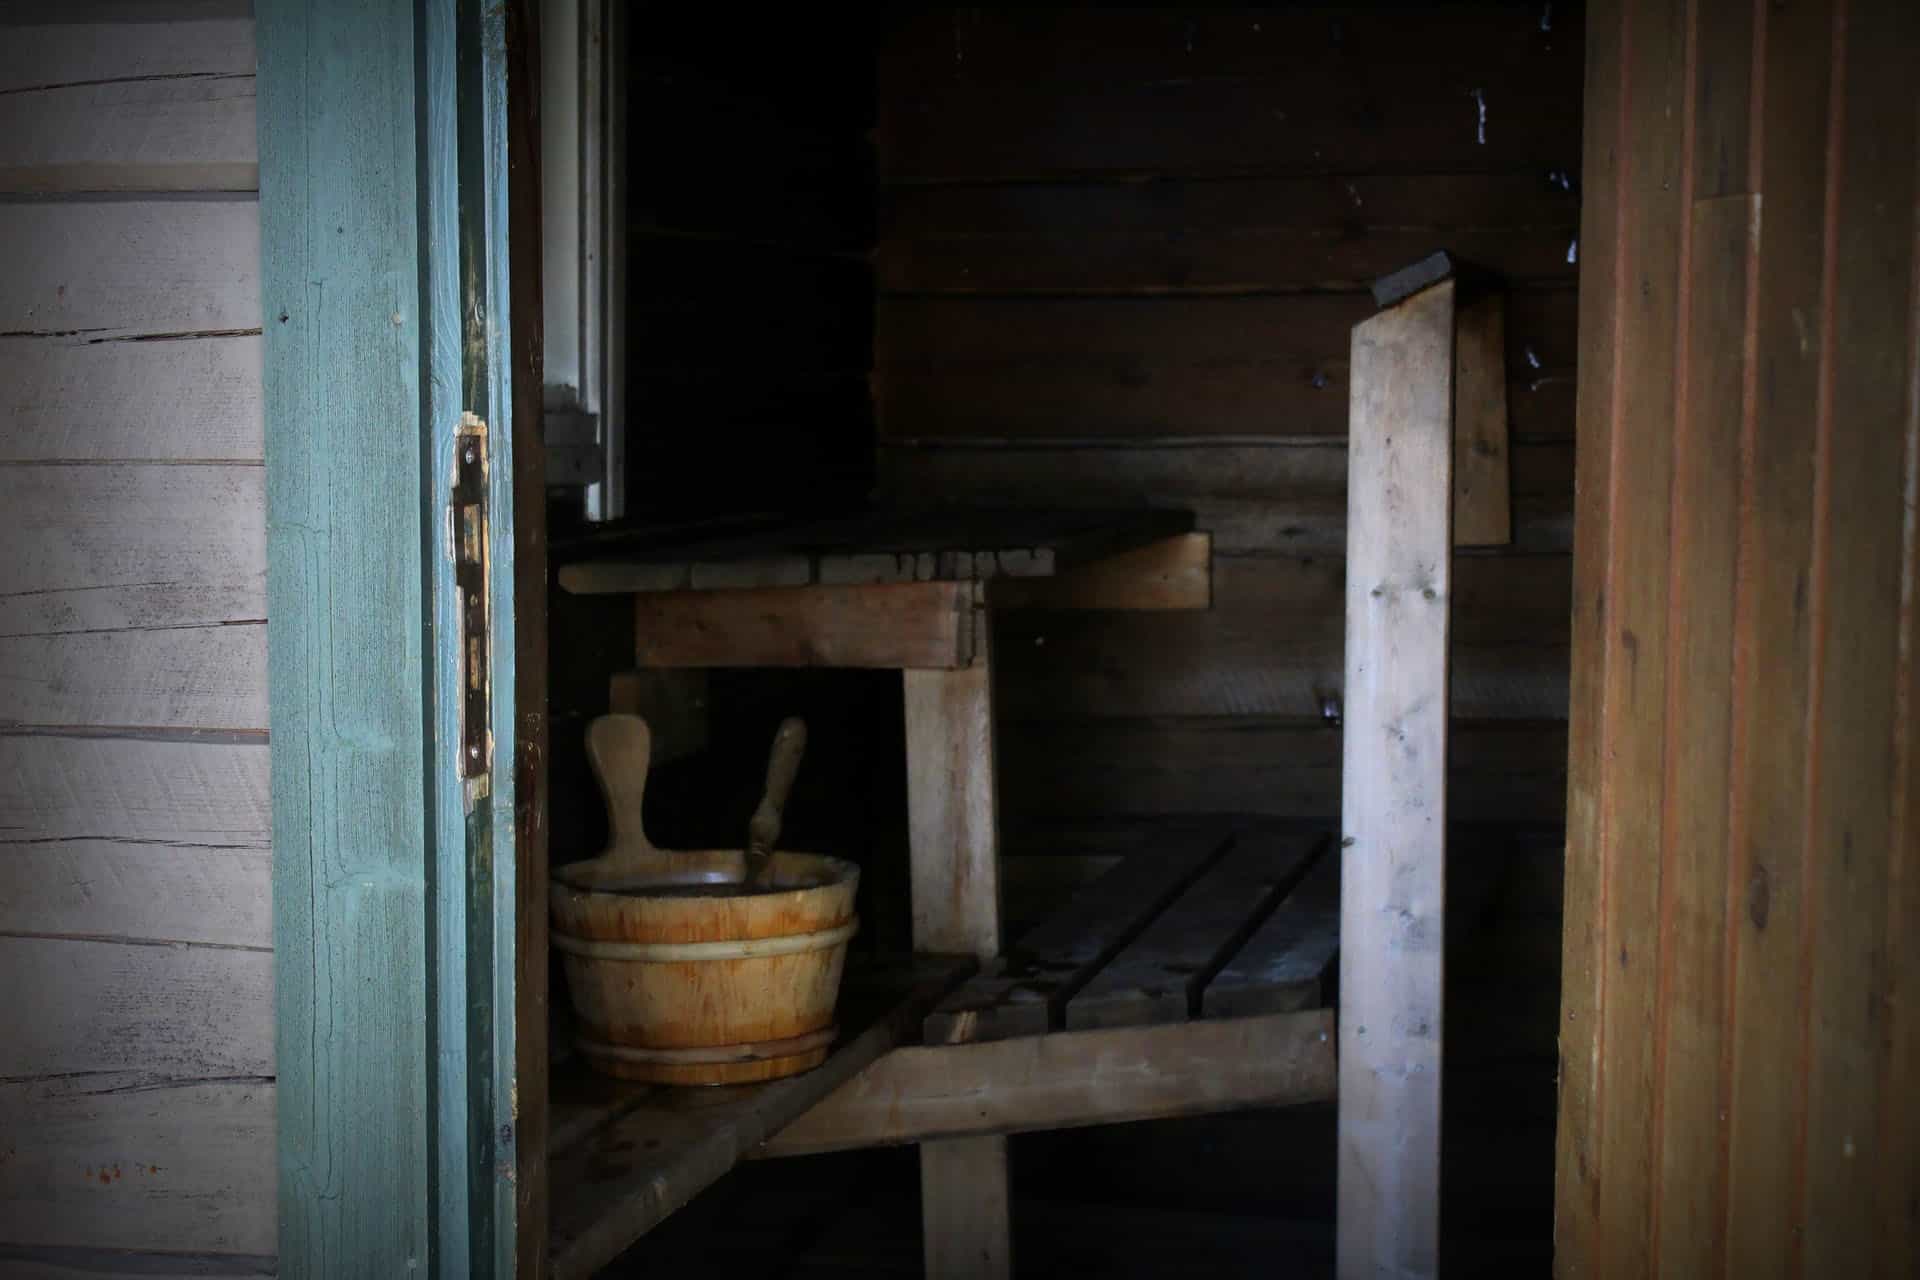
[454,414,491,778]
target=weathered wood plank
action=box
[0,734,270,952]
[762,1007,1336,1158]
[880,175,1578,295]
[1452,291,1512,546]
[630,582,973,670]
[1801,3,1918,1272]
[1723,0,1837,1271]
[0,77,257,194]
[877,291,1576,441]
[924,825,1228,1044]
[0,4,255,94]
[1000,717,1568,826]
[920,1135,1012,1280]
[0,200,259,339]
[0,465,264,636]
[878,439,1575,555]
[1554,0,1628,1265]
[904,650,1003,959]
[0,627,266,731]
[1064,827,1318,1031]
[0,936,271,1087]
[1201,838,1340,1019]
[1651,191,1756,1278]
[0,334,263,463]
[1338,278,1454,1279]
[546,958,973,1280]
[993,552,1571,723]
[985,533,1212,611]
[0,1079,274,1255]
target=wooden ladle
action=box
[745,718,807,888]
[585,712,660,863]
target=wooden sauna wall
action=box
[1557,0,1920,1276]
[873,7,1584,830]
[0,1,275,1272]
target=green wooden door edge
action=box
[258,0,522,1274]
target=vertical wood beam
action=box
[1451,291,1512,547]
[258,0,432,1269]
[904,614,1011,1280]
[1338,278,1454,1279]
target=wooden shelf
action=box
[556,505,1195,595]
[546,955,974,1280]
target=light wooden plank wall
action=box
[874,6,1584,828]
[0,1,273,1270]
[1557,0,1919,1276]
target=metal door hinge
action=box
[454,414,491,778]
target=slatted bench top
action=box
[925,822,1340,1045]
[557,505,1194,594]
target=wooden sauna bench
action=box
[549,508,1349,1276]
[544,822,1340,1280]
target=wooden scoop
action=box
[586,713,660,862]
[744,718,807,888]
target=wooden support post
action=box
[904,609,1011,1280]
[1451,291,1512,547]
[1338,278,1455,1279]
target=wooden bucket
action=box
[551,715,859,1085]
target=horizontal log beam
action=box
[986,533,1212,611]
[755,1007,1335,1158]
[632,581,975,669]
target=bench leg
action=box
[904,642,1011,1279]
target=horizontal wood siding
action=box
[0,2,272,1270]
[877,6,1581,832]
[1556,0,1920,1276]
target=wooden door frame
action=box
[257,0,541,1273]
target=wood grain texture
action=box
[881,174,1578,295]
[0,1248,275,1280]
[0,936,271,1087]
[1554,0,1625,1266]
[999,717,1568,826]
[1202,839,1340,1019]
[0,76,257,194]
[1800,3,1917,1272]
[1452,291,1512,546]
[921,1136,1012,1280]
[1064,828,1317,1031]
[877,291,1575,441]
[631,582,973,670]
[904,654,1004,960]
[0,466,264,636]
[0,334,263,462]
[1556,1,1920,1276]
[993,552,1571,723]
[879,440,1575,556]
[762,1008,1335,1157]
[1337,279,1453,1279]
[257,0,432,1269]
[0,737,270,948]
[985,533,1212,612]
[924,826,1228,1044]
[0,4,255,93]
[0,199,259,339]
[0,1079,274,1255]
[0,625,266,731]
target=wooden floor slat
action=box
[923,824,1231,1045]
[1064,827,1321,1031]
[1201,836,1340,1019]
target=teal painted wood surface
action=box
[260,0,520,1273]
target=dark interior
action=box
[545,6,1581,1273]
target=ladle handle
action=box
[586,713,657,859]
[746,718,807,879]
